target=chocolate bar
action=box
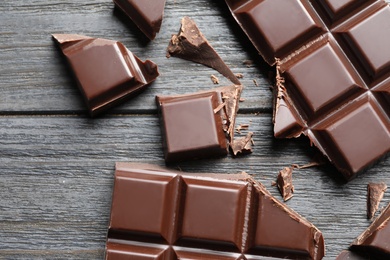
[225,0,390,179]
[106,163,325,259]
[337,201,390,259]
[167,16,241,85]
[156,85,242,162]
[113,0,166,40]
[52,34,159,116]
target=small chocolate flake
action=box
[367,182,387,219]
[243,60,253,67]
[231,132,254,155]
[235,73,244,79]
[211,74,219,84]
[253,79,259,87]
[277,167,294,201]
[239,97,245,102]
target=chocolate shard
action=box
[156,85,242,162]
[348,202,390,259]
[225,0,390,180]
[167,16,241,85]
[52,34,159,116]
[113,0,166,40]
[106,163,325,260]
[276,167,294,201]
[367,182,387,219]
[231,131,253,156]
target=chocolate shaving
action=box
[210,74,219,84]
[277,167,294,201]
[235,73,244,79]
[230,132,254,156]
[167,16,240,85]
[367,182,387,219]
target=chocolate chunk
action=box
[113,0,166,40]
[344,202,390,259]
[276,167,294,201]
[230,131,254,156]
[336,250,367,260]
[106,162,325,259]
[367,182,387,219]
[52,34,159,116]
[167,16,241,85]
[211,74,220,84]
[156,85,242,162]
[225,0,390,179]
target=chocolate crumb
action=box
[235,73,244,79]
[231,132,254,156]
[239,97,245,102]
[253,79,259,87]
[235,123,250,134]
[243,60,253,67]
[277,167,294,201]
[211,74,219,84]
[367,182,387,219]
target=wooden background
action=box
[0,1,389,259]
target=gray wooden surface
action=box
[0,1,389,259]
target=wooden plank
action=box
[0,115,388,258]
[0,0,271,114]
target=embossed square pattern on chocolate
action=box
[106,163,325,259]
[226,0,390,179]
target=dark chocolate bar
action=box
[106,163,325,259]
[337,201,390,259]
[52,34,159,116]
[167,16,241,85]
[225,0,390,179]
[113,0,166,40]
[156,85,243,162]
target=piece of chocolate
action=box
[225,0,390,179]
[52,34,159,116]
[113,0,166,40]
[106,162,325,259]
[231,131,254,156]
[156,85,242,162]
[336,250,367,260]
[337,202,390,259]
[167,16,241,85]
[276,167,294,201]
[367,182,387,219]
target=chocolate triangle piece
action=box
[106,163,325,259]
[52,34,159,116]
[113,0,166,40]
[276,167,294,201]
[367,182,387,219]
[167,16,241,85]
[349,202,390,259]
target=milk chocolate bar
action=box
[105,163,325,259]
[156,85,242,162]
[225,0,390,179]
[52,34,159,116]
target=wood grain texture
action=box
[0,0,389,259]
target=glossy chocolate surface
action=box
[53,34,159,116]
[226,0,390,179]
[113,0,166,40]
[106,163,325,259]
[156,85,242,162]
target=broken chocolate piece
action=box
[106,162,325,259]
[52,34,159,116]
[345,202,390,259]
[113,0,166,40]
[367,182,387,219]
[276,167,294,201]
[336,250,367,260]
[226,0,390,180]
[156,85,242,162]
[167,16,241,85]
[231,132,253,156]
